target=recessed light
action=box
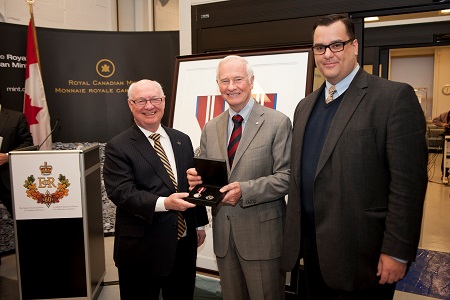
[364,16,380,22]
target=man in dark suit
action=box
[0,100,34,216]
[103,79,208,300]
[281,14,428,299]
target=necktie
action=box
[228,114,244,168]
[149,133,186,240]
[326,85,337,104]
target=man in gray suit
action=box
[281,14,428,299]
[187,55,291,299]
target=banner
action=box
[24,19,52,150]
[0,23,179,142]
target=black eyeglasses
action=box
[129,97,164,107]
[312,39,354,55]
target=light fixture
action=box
[440,9,450,14]
[364,16,380,22]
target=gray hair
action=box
[127,79,164,99]
[216,55,254,81]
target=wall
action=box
[0,0,117,30]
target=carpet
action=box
[396,248,450,299]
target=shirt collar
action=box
[326,64,360,97]
[228,98,254,122]
[137,124,168,140]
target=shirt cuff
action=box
[391,256,407,264]
[155,197,168,212]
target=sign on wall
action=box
[0,23,179,142]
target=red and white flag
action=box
[24,18,52,150]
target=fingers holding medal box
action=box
[185,157,228,207]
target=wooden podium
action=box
[9,144,105,300]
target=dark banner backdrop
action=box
[0,23,179,142]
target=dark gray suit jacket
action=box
[103,123,208,275]
[0,108,33,213]
[281,69,428,290]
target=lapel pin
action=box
[177,141,181,145]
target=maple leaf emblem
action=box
[24,94,43,125]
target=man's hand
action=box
[187,168,202,191]
[164,192,195,211]
[197,229,206,247]
[0,153,8,166]
[219,182,241,206]
[377,253,407,284]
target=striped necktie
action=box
[228,114,243,168]
[326,85,337,104]
[149,133,186,240]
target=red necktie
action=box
[227,114,243,168]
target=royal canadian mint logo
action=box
[96,58,115,78]
[23,162,70,207]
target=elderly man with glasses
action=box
[103,79,208,300]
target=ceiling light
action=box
[364,16,380,22]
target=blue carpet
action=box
[396,249,450,299]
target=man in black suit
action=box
[0,97,34,216]
[103,79,208,300]
[281,14,428,299]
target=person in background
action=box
[103,79,208,300]
[187,55,291,299]
[0,92,34,216]
[0,90,34,266]
[432,110,450,179]
[281,14,428,300]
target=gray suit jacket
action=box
[200,100,292,260]
[281,69,428,290]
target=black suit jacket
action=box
[103,123,208,275]
[281,69,428,290]
[0,108,33,212]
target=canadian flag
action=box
[24,19,52,150]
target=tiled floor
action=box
[1,153,449,299]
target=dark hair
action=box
[312,14,356,40]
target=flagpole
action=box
[26,0,41,68]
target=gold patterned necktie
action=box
[149,133,186,240]
[326,85,337,104]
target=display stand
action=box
[9,144,105,300]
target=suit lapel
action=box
[316,70,368,176]
[215,112,230,169]
[130,124,176,193]
[231,101,264,172]
[292,88,323,186]
[166,126,185,190]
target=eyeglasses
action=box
[312,39,354,55]
[129,97,164,107]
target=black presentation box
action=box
[185,157,228,207]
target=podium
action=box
[9,144,105,300]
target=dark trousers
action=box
[301,236,396,300]
[117,236,197,300]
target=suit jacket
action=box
[281,69,428,290]
[200,100,291,260]
[0,108,33,205]
[103,123,208,275]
